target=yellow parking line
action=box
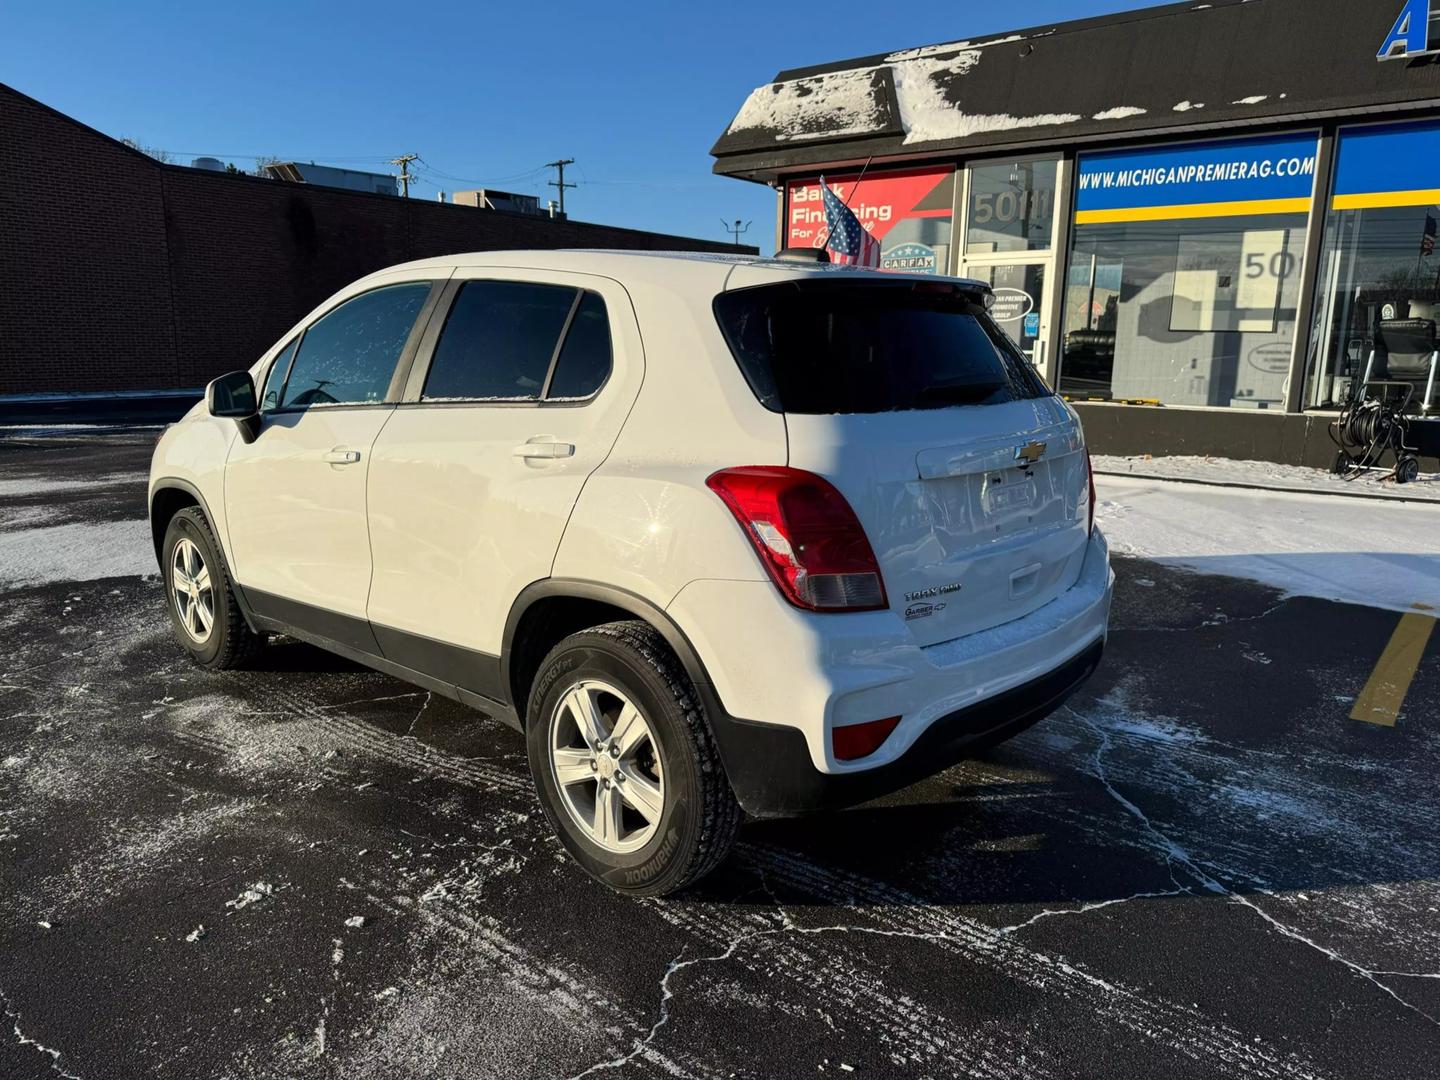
[1350,607,1437,727]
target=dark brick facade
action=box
[0,83,753,397]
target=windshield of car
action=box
[713,280,1049,414]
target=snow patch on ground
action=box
[1096,475,1440,613]
[0,472,147,497]
[0,519,155,590]
[1095,454,1440,502]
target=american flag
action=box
[820,177,881,267]
[1423,213,1437,257]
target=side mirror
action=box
[207,371,258,419]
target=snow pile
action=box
[0,519,155,590]
[1095,475,1440,612]
[225,882,275,911]
[1094,455,1440,503]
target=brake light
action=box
[706,466,888,612]
[1085,447,1096,535]
[833,716,901,761]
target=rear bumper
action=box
[672,528,1112,816]
[710,638,1103,816]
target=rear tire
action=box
[525,621,741,896]
[161,507,265,670]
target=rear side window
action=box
[713,282,1049,414]
[423,281,578,401]
[280,283,430,408]
[546,292,612,399]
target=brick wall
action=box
[0,83,753,396]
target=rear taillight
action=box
[706,466,888,613]
[832,715,901,762]
[1085,448,1096,535]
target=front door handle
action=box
[324,449,362,465]
[513,438,575,460]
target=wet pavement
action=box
[2,431,1438,1079]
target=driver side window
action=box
[279,283,431,409]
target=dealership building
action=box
[712,0,1440,467]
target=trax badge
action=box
[1015,441,1048,465]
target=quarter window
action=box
[280,283,431,408]
[546,292,612,399]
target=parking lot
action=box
[2,431,1439,1080]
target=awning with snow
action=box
[712,0,1440,183]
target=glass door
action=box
[958,156,1063,375]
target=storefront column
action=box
[1285,130,1337,414]
[1044,155,1075,389]
[773,185,785,254]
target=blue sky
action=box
[4,0,1144,247]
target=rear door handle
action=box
[324,449,362,464]
[513,438,575,460]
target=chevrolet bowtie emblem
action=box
[1015,441,1048,465]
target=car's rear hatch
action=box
[714,272,1090,647]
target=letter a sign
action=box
[1379,0,1439,60]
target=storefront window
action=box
[786,167,955,274]
[967,263,1047,356]
[1307,120,1440,415]
[965,159,1058,254]
[1059,133,1318,408]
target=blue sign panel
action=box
[1333,119,1440,208]
[1075,133,1319,223]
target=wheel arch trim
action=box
[502,580,719,722]
[149,476,260,632]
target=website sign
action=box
[1075,134,1319,224]
[1332,119,1440,210]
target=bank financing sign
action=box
[1378,1,1440,61]
[1075,133,1320,224]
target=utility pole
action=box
[722,219,752,246]
[546,158,576,216]
[390,153,419,198]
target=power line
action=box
[545,158,576,216]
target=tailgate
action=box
[785,396,1090,647]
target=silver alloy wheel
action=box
[170,537,215,644]
[548,679,666,854]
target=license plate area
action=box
[982,470,1038,517]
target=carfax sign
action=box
[1075,133,1320,224]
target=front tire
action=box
[526,621,741,896]
[162,507,265,670]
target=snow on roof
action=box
[726,67,891,144]
[712,0,1440,181]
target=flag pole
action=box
[841,156,875,209]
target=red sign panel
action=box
[786,167,956,273]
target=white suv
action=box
[149,250,1112,895]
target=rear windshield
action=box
[713,281,1049,414]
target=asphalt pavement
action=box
[2,431,1438,1080]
